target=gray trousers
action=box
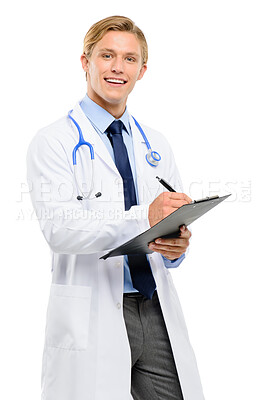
[123,291,184,400]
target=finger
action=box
[168,199,190,210]
[161,192,192,209]
[153,228,191,246]
[178,226,192,239]
[152,247,185,260]
[154,237,189,248]
[148,241,189,254]
[168,192,192,204]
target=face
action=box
[81,31,147,116]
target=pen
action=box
[156,176,176,192]
[156,176,220,203]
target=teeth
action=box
[105,78,125,84]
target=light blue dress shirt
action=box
[80,94,185,292]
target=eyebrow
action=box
[98,48,140,58]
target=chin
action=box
[103,95,127,106]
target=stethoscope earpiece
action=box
[77,192,102,201]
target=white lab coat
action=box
[27,102,205,400]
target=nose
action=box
[111,56,124,74]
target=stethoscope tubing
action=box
[68,110,95,165]
[68,109,162,199]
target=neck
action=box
[87,92,126,119]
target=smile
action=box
[104,78,127,84]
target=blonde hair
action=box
[83,16,148,78]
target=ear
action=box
[137,64,147,81]
[80,54,89,73]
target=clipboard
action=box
[100,194,231,260]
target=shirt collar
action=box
[80,94,131,135]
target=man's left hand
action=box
[148,225,191,260]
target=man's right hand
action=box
[148,192,192,227]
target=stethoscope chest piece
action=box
[146,149,161,167]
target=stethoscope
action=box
[68,110,161,200]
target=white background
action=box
[1,0,266,399]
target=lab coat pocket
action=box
[46,284,92,351]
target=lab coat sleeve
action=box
[27,132,150,255]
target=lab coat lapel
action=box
[71,103,120,177]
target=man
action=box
[27,15,204,400]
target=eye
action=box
[103,54,112,59]
[126,57,135,62]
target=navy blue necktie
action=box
[106,120,156,299]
